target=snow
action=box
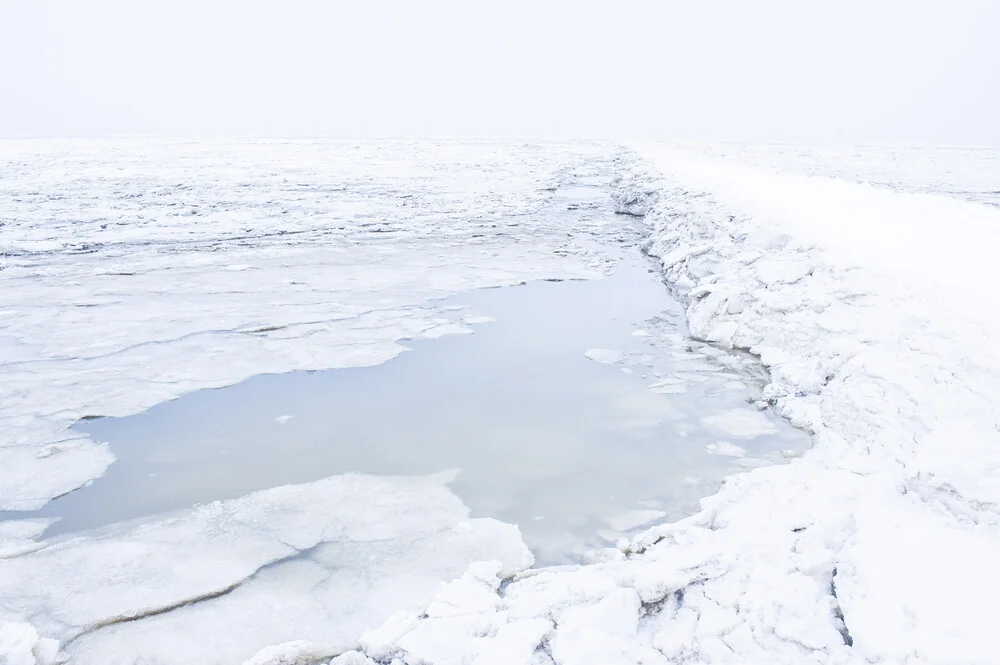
[5,139,1000,665]
[0,520,55,558]
[0,622,58,665]
[328,144,1000,665]
[242,641,336,665]
[0,472,531,664]
[0,139,609,510]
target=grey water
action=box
[25,184,812,564]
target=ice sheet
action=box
[44,246,809,564]
[0,472,531,664]
[7,140,1000,665]
[0,139,612,510]
[342,145,1000,665]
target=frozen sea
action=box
[0,140,810,663]
[43,230,808,564]
[3,139,999,665]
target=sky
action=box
[2,0,998,145]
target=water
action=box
[34,281,809,562]
[13,180,812,563]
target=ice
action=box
[8,139,1000,665]
[604,509,668,533]
[0,139,612,510]
[705,441,746,457]
[40,248,809,563]
[700,409,778,438]
[583,348,623,364]
[0,623,58,665]
[0,472,531,664]
[0,519,56,558]
[242,641,335,665]
[333,144,1000,665]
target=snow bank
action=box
[343,147,1000,665]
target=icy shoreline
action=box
[327,147,1000,665]
[4,142,1000,664]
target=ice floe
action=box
[6,139,1000,665]
[0,472,530,664]
[583,348,623,364]
[0,140,610,510]
[700,409,778,439]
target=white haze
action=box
[2,1,998,145]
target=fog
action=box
[2,0,998,145]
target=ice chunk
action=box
[584,348,623,364]
[0,472,532,665]
[705,441,747,457]
[605,509,667,532]
[241,641,336,665]
[0,622,59,665]
[0,519,57,558]
[700,409,777,438]
[462,315,496,325]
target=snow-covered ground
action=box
[3,140,1000,664]
[692,143,1000,208]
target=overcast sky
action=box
[2,0,998,145]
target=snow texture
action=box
[5,140,1000,665]
[339,145,1000,665]
[0,622,58,665]
[0,472,531,664]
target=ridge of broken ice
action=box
[6,141,1000,665]
[343,146,1000,665]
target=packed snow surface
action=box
[4,140,1000,664]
